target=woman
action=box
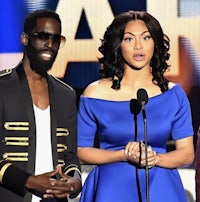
[77,10,194,202]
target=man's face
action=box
[26,17,62,76]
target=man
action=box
[0,9,81,202]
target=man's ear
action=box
[21,32,28,46]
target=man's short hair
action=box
[23,9,61,34]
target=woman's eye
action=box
[124,37,133,42]
[143,35,151,40]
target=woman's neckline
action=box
[81,83,179,102]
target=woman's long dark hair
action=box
[98,10,170,92]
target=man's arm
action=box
[0,160,30,196]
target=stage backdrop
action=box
[1,0,199,142]
[0,1,199,200]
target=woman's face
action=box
[120,20,154,71]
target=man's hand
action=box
[43,166,81,199]
[25,168,59,198]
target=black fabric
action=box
[40,198,68,202]
[16,64,37,177]
[2,164,30,196]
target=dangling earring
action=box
[150,60,153,72]
[111,78,120,90]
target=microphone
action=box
[137,88,148,111]
[130,98,141,116]
[137,88,150,202]
[130,98,141,142]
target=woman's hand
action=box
[124,141,158,168]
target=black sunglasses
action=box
[28,31,66,48]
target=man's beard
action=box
[26,44,57,76]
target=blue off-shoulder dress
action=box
[77,84,193,202]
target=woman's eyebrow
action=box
[124,31,150,36]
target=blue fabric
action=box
[78,84,193,202]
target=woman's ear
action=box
[21,32,28,46]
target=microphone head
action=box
[130,99,141,115]
[137,88,148,105]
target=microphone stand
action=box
[130,99,142,202]
[141,102,150,202]
[134,112,143,202]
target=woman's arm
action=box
[156,136,194,168]
[78,147,126,165]
[78,141,156,167]
[78,136,194,169]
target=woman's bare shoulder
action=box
[168,81,176,89]
[83,81,100,97]
[83,79,112,98]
